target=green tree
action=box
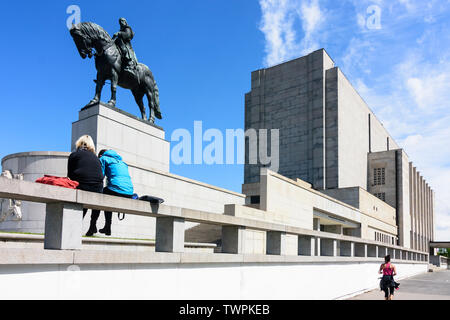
[438,248,450,258]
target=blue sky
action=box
[1,0,449,240]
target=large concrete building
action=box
[243,49,435,251]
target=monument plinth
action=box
[71,102,170,173]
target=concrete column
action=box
[222,226,245,254]
[320,239,337,257]
[155,217,185,253]
[410,166,413,249]
[354,243,367,257]
[266,231,287,255]
[44,202,83,250]
[414,169,419,250]
[420,177,425,252]
[315,237,321,256]
[340,241,354,257]
[426,184,430,252]
[313,218,321,256]
[298,235,315,256]
[313,218,320,231]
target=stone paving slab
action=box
[349,270,450,300]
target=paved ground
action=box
[349,269,450,300]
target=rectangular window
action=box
[374,192,386,202]
[373,168,386,186]
[250,196,260,204]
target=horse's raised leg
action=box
[132,90,147,121]
[108,71,118,107]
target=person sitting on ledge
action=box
[98,149,134,236]
[68,135,104,237]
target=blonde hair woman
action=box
[68,135,104,236]
[75,135,96,154]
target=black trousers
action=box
[103,187,133,226]
[384,286,394,298]
[381,275,395,298]
[78,183,103,223]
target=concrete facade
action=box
[243,49,434,251]
[244,49,399,190]
[237,169,398,254]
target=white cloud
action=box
[297,0,323,55]
[259,0,324,67]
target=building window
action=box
[374,192,386,202]
[374,168,386,185]
[250,196,260,204]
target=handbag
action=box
[117,193,140,221]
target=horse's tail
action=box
[142,66,162,119]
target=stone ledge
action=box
[0,248,430,266]
[0,232,216,248]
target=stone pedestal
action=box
[71,103,170,172]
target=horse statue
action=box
[70,21,162,123]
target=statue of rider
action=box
[113,18,138,74]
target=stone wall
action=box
[0,252,428,300]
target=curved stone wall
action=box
[1,151,70,233]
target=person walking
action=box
[379,255,397,300]
[98,149,134,236]
[68,135,104,237]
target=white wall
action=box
[337,69,399,190]
[0,261,427,300]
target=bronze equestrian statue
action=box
[70,19,162,123]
